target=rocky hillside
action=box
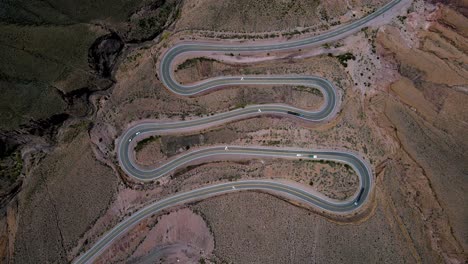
[0,0,181,262]
[0,0,181,206]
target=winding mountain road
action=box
[74,0,403,263]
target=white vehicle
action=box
[354,188,364,206]
[258,109,262,112]
[225,146,229,151]
[128,138,132,142]
[296,154,303,157]
[232,186,236,190]
[313,155,318,159]
[240,77,244,81]
[136,132,141,135]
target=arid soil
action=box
[94,208,214,263]
[10,122,118,263]
[1,0,466,263]
[174,0,388,34]
[377,3,468,257]
[193,191,417,263]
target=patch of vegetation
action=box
[126,52,143,63]
[235,101,249,109]
[319,8,329,22]
[62,121,92,144]
[183,0,320,33]
[344,163,352,171]
[161,31,171,41]
[135,135,161,152]
[329,52,356,67]
[0,150,23,189]
[0,0,147,25]
[0,23,104,129]
[303,159,343,168]
[361,26,369,35]
[397,15,407,23]
[0,81,67,130]
[176,57,216,71]
[0,24,102,86]
[266,140,281,146]
[130,0,179,41]
[293,86,323,97]
[0,0,179,130]
[227,174,242,182]
[282,29,302,38]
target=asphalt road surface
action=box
[74,0,402,262]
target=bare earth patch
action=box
[95,208,214,263]
[192,191,416,263]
